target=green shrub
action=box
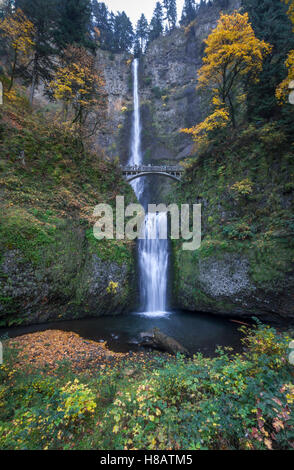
[222,222,256,240]
[0,325,292,450]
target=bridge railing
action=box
[122,165,184,173]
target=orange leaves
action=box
[0,8,35,56]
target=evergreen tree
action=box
[54,0,94,51]
[163,0,177,30]
[180,0,197,26]
[92,1,113,50]
[242,0,294,120]
[136,14,149,51]
[15,0,58,103]
[0,0,14,59]
[149,2,164,42]
[112,12,134,52]
[0,0,13,20]
[133,37,142,58]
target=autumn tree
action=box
[182,12,272,149]
[197,12,271,128]
[49,45,107,136]
[0,8,35,92]
[276,0,294,103]
[284,0,294,22]
[243,0,294,120]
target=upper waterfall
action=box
[130,59,142,168]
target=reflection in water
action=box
[0,311,244,357]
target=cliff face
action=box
[96,0,241,164]
[94,51,133,157]
[140,0,241,163]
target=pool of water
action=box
[0,310,247,356]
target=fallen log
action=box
[230,319,250,327]
[140,328,190,356]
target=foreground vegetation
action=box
[0,324,293,450]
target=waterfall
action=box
[130,59,141,167]
[128,59,143,200]
[128,59,169,317]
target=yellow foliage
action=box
[276,50,294,102]
[230,179,253,197]
[284,0,294,29]
[182,11,271,149]
[0,8,35,56]
[197,12,271,98]
[4,89,18,103]
[276,2,294,103]
[49,45,106,124]
[181,107,230,148]
[107,281,119,295]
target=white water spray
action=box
[128,59,169,317]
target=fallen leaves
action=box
[8,330,124,373]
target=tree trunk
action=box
[8,49,17,92]
[228,94,236,129]
[140,328,190,356]
[29,54,38,106]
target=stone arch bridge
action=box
[122,165,184,183]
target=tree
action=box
[163,0,177,31]
[49,45,106,134]
[136,14,149,51]
[112,12,134,52]
[284,0,294,22]
[0,8,35,91]
[133,37,142,58]
[149,2,164,42]
[181,107,230,149]
[92,1,113,50]
[180,0,197,26]
[0,0,14,20]
[276,1,294,103]
[243,0,294,120]
[196,12,272,128]
[54,0,94,51]
[15,0,59,104]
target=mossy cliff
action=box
[171,124,294,322]
[0,97,137,327]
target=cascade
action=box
[128,59,169,317]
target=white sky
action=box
[103,0,187,26]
